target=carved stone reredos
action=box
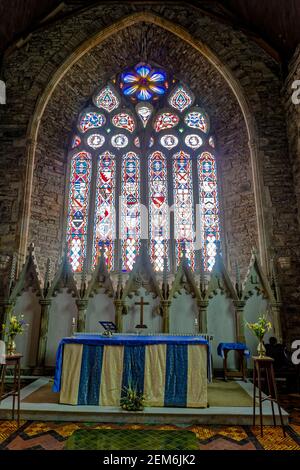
[122,247,162,300]
[87,253,114,298]
[47,250,78,298]
[169,257,200,300]
[207,252,237,300]
[10,243,42,301]
[242,248,275,301]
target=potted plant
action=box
[120,384,146,411]
[246,314,272,358]
[1,313,28,355]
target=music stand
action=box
[99,321,117,336]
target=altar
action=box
[53,335,209,408]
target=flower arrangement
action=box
[1,313,28,355]
[246,313,272,357]
[246,314,272,340]
[120,385,146,411]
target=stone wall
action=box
[0,2,299,340]
[284,45,300,339]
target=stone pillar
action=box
[36,299,51,367]
[197,300,208,333]
[233,300,246,343]
[76,299,88,333]
[114,300,124,332]
[0,301,13,341]
[161,300,171,333]
[270,302,283,343]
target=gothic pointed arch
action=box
[48,250,78,298]
[10,243,42,301]
[22,11,268,281]
[207,250,238,300]
[169,255,200,300]
[121,242,162,300]
[242,248,275,302]
[86,250,114,298]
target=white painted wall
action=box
[207,292,237,369]
[45,289,77,366]
[13,289,41,367]
[122,287,162,333]
[85,291,115,333]
[169,291,198,334]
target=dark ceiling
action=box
[0,0,300,64]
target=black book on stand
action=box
[99,321,117,336]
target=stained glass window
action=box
[93,152,115,269]
[67,151,92,272]
[168,84,194,112]
[120,63,167,101]
[160,134,178,150]
[149,151,168,271]
[72,135,81,148]
[209,136,215,148]
[78,112,106,133]
[86,134,105,149]
[154,112,179,132]
[173,151,195,268]
[112,113,135,133]
[184,109,209,133]
[185,134,203,149]
[121,152,141,271]
[198,152,220,271]
[136,102,153,127]
[93,84,120,112]
[67,64,221,274]
[111,134,128,148]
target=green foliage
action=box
[120,385,146,411]
[246,313,272,340]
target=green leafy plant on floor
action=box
[120,384,146,411]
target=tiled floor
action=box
[0,419,299,450]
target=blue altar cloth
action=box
[53,335,210,408]
[217,342,250,359]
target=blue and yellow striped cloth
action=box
[53,335,208,408]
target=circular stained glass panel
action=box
[111,134,129,148]
[160,134,178,150]
[87,134,105,149]
[185,134,203,149]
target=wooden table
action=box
[0,354,23,426]
[217,343,248,381]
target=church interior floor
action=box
[0,377,290,426]
[0,379,299,450]
[0,418,299,450]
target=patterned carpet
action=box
[1,390,300,451]
[0,419,299,450]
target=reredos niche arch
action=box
[22,12,265,277]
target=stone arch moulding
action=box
[19,11,269,273]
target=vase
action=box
[7,335,17,356]
[257,338,266,358]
